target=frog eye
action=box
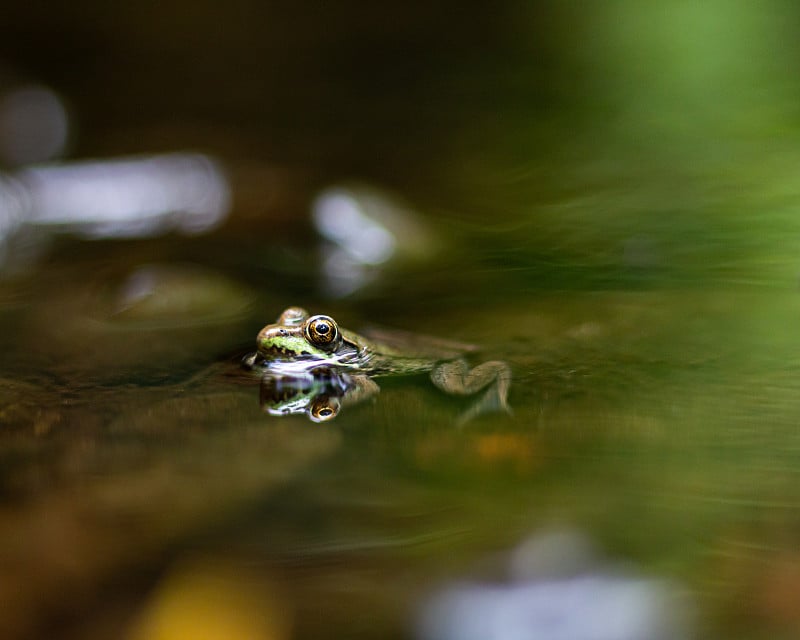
[278,307,308,326]
[304,315,339,348]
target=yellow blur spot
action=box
[128,559,290,640]
[473,433,538,469]
[416,431,542,474]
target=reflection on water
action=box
[256,369,356,423]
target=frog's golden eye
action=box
[304,315,339,348]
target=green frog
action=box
[246,307,511,422]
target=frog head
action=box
[257,307,338,358]
[257,307,356,366]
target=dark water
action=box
[2,3,800,639]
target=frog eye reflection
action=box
[304,315,339,347]
[309,396,341,422]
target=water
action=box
[3,3,800,639]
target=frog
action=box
[245,307,511,422]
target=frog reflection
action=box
[256,369,378,423]
[245,307,511,423]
